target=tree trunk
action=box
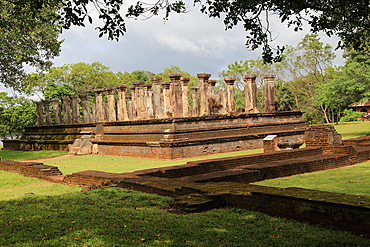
[320,105,330,124]
[293,92,300,111]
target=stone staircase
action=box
[68,132,93,155]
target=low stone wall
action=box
[0,160,62,179]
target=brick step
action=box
[141,148,323,179]
[47,175,66,181]
[175,154,349,184]
[175,169,261,183]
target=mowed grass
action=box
[255,161,370,196]
[0,187,369,247]
[330,121,370,139]
[0,170,80,201]
[0,149,262,175]
[0,150,67,161]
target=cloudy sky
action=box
[1,2,345,95]
[53,2,345,77]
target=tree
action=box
[1,1,62,91]
[7,0,369,64]
[284,34,337,124]
[0,92,37,139]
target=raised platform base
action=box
[2,111,308,160]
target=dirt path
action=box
[22,155,75,162]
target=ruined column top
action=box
[263,74,276,79]
[144,83,152,90]
[115,84,127,90]
[70,95,79,99]
[133,81,145,87]
[197,72,211,79]
[105,87,115,94]
[190,86,200,92]
[42,99,51,103]
[161,81,171,89]
[61,96,71,100]
[208,80,217,86]
[243,74,257,80]
[93,88,105,94]
[150,77,157,83]
[129,86,135,91]
[168,73,182,79]
[180,77,190,84]
[224,77,236,85]
[79,94,90,100]
[51,98,60,102]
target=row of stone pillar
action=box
[35,74,276,126]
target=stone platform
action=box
[3,111,307,159]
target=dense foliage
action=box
[0,92,37,139]
[0,0,62,90]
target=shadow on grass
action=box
[0,188,369,246]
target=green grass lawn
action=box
[255,161,370,196]
[0,187,368,247]
[0,150,67,161]
[330,121,370,139]
[0,170,80,201]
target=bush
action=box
[340,109,363,122]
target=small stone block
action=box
[263,135,278,153]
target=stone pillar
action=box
[126,96,133,120]
[105,87,117,122]
[36,101,44,126]
[161,81,172,118]
[144,84,154,118]
[70,95,81,124]
[244,74,259,113]
[208,80,217,95]
[91,101,97,123]
[168,73,183,118]
[61,96,71,124]
[51,98,62,125]
[43,100,52,125]
[80,94,91,123]
[263,75,276,113]
[224,77,236,114]
[151,77,164,119]
[93,88,105,122]
[181,77,191,117]
[134,81,147,119]
[190,86,200,117]
[197,72,211,116]
[129,86,137,120]
[116,84,129,121]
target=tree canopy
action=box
[1,0,62,90]
[6,0,369,64]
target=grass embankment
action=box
[0,187,368,246]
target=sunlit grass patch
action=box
[0,170,80,201]
[254,161,370,196]
[0,150,67,161]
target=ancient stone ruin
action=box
[2,73,308,159]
